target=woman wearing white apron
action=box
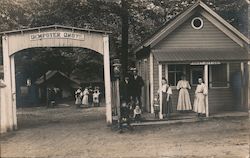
[193,78,208,117]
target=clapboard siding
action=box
[170,87,234,113]
[153,14,242,49]
[230,63,241,74]
[208,88,234,113]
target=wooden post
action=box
[116,80,121,119]
[243,62,249,111]
[103,35,112,125]
[240,62,244,110]
[10,56,17,129]
[165,64,168,81]
[159,64,163,119]
[0,80,7,133]
[248,62,250,113]
[204,65,209,117]
[245,63,250,109]
[150,54,154,113]
[2,35,15,132]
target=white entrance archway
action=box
[0,25,112,133]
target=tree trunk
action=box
[121,0,129,78]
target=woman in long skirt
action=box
[75,88,82,106]
[193,78,208,117]
[177,75,192,111]
[81,88,89,106]
[158,78,173,119]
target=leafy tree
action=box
[0,0,248,81]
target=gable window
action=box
[168,65,185,86]
[209,63,229,88]
[191,17,203,30]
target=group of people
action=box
[75,86,101,108]
[118,69,144,132]
[155,75,208,119]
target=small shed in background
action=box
[35,70,81,101]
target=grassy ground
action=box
[0,104,249,158]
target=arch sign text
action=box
[30,32,85,41]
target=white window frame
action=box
[209,63,230,89]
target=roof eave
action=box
[0,25,112,35]
[199,1,250,45]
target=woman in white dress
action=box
[193,78,208,117]
[81,88,89,106]
[75,88,82,106]
[177,75,192,111]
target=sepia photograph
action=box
[0,0,249,157]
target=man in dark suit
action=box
[130,69,144,108]
[120,75,131,103]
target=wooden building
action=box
[134,1,250,119]
[35,70,81,99]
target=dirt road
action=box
[1,105,249,158]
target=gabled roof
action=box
[0,25,111,35]
[35,70,80,85]
[134,1,250,53]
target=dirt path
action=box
[0,105,249,158]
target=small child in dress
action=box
[153,96,160,119]
[127,97,135,117]
[133,105,142,123]
[93,90,100,107]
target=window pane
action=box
[192,69,203,85]
[176,65,184,72]
[168,65,175,71]
[168,72,175,86]
[211,64,227,87]
[176,72,182,84]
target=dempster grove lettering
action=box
[30,32,85,41]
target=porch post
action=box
[150,54,154,113]
[248,62,250,113]
[158,64,163,119]
[245,63,249,111]
[243,62,249,111]
[103,35,112,125]
[240,62,245,110]
[204,65,209,117]
[165,64,168,81]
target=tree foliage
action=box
[0,0,248,81]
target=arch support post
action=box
[103,35,112,125]
[1,36,17,133]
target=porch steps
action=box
[131,112,248,126]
